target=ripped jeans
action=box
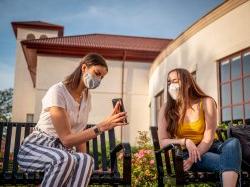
[183,138,242,186]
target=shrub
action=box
[118,131,157,186]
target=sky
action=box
[0,0,223,90]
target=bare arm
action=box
[50,107,98,148]
[197,97,217,156]
[158,104,185,148]
[50,102,127,148]
[76,143,86,153]
[184,98,217,171]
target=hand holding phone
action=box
[112,98,128,124]
[97,98,128,132]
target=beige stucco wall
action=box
[33,55,150,145]
[13,25,151,145]
[149,1,250,126]
[12,28,59,122]
[16,28,59,40]
[122,61,150,144]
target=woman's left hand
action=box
[185,139,201,163]
[183,158,194,171]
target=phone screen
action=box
[112,98,128,124]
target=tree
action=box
[0,88,13,122]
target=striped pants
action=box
[17,131,94,187]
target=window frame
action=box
[155,90,164,125]
[218,47,250,124]
[26,33,35,40]
[26,113,34,123]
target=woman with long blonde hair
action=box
[158,68,241,187]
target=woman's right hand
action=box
[185,139,201,163]
[97,101,127,132]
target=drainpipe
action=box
[121,50,126,141]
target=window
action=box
[218,48,250,124]
[26,114,34,123]
[26,33,35,40]
[39,34,48,39]
[155,90,164,125]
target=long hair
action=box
[64,53,108,90]
[165,68,211,138]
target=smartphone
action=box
[112,98,128,124]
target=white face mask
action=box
[168,83,180,100]
[83,72,101,89]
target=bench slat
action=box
[0,122,3,151]
[150,126,160,151]
[108,128,118,173]
[92,137,99,170]
[3,123,12,172]
[100,132,108,171]
[86,141,90,154]
[24,123,31,138]
[108,128,116,150]
[13,124,22,174]
[164,151,172,175]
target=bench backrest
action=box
[86,124,118,172]
[0,122,118,174]
[150,126,176,176]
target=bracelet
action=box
[92,126,102,136]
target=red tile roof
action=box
[20,33,172,87]
[12,21,63,27]
[12,21,64,37]
[22,33,172,52]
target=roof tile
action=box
[22,33,172,52]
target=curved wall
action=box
[149,0,250,126]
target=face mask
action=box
[168,83,180,100]
[83,72,101,89]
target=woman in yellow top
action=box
[158,68,242,187]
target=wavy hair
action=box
[164,68,212,137]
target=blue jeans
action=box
[183,138,242,185]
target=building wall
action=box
[123,61,150,144]
[149,1,250,126]
[34,55,150,145]
[12,25,151,145]
[12,28,59,122]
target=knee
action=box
[226,138,240,147]
[57,152,75,169]
[83,154,94,170]
[224,138,241,152]
[85,153,94,161]
[75,153,94,164]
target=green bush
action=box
[118,131,157,187]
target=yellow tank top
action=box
[176,100,217,145]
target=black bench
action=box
[0,122,131,186]
[150,126,250,187]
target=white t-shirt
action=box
[36,82,91,137]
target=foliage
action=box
[0,88,13,122]
[218,120,244,130]
[118,131,157,187]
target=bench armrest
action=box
[155,144,178,155]
[110,143,131,183]
[154,143,185,183]
[155,144,184,161]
